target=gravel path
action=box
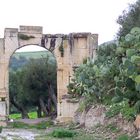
[0,128,41,140]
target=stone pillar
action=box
[56,33,98,123]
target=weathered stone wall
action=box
[0,26,98,125]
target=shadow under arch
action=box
[8,44,57,119]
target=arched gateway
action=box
[0,26,98,125]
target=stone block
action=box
[0,102,6,121]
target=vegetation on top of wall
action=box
[18,34,35,40]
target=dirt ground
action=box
[15,117,50,124]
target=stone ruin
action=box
[0,26,98,125]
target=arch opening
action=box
[9,45,57,120]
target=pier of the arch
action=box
[0,26,98,125]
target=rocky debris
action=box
[74,105,137,138]
[85,105,106,128]
[74,105,107,128]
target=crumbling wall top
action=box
[20,26,42,34]
[43,33,95,39]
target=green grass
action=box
[9,121,53,129]
[28,112,37,119]
[35,131,103,140]
[9,113,21,119]
[9,111,37,119]
[106,101,135,121]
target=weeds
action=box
[116,134,134,140]
[9,121,53,129]
[106,123,120,133]
[106,101,135,121]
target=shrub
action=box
[51,128,76,138]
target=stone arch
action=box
[0,26,98,125]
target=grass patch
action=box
[36,132,104,140]
[51,128,77,138]
[9,111,37,119]
[116,134,134,140]
[28,112,37,119]
[9,113,21,119]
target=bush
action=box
[51,128,76,138]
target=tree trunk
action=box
[39,97,48,117]
[21,110,29,119]
[37,104,42,118]
[45,97,51,116]
[10,98,29,119]
[48,84,57,111]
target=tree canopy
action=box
[117,0,140,38]
[9,55,57,118]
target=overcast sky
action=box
[0,0,136,51]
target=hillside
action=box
[9,51,55,71]
[14,51,53,59]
